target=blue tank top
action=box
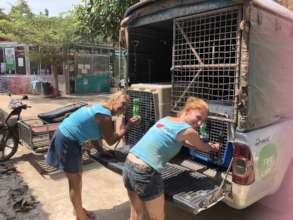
[59,104,112,144]
[130,117,191,172]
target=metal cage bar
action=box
[190,116,232,165]
[125,90,157,145]
[171,6,242,117]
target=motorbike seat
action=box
[38,102,87,123]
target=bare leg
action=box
[145,194,165,220]
[127,190,145,220]
[66,172,89,220]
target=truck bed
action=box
[91,146,226,214]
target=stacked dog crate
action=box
[125,84,172,146]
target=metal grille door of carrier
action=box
[126,90,157,146]
[172,7,242,113]
[189,117,232,167]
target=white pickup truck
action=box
[93,0,293,214]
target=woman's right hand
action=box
[114,116,141,141]
[128,116,141,126]
[208,142,221,151]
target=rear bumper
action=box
[222,182,275,209]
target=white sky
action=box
[0,0,82,16]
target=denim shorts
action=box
[45,129,82,173]
[122,159,164,201]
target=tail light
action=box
[232,143,255,185]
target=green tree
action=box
[0,8,8,20]
[74,0,139,44]
[9,0,33,18]
[0,0,79,96]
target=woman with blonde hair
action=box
[123,97,220,220]
[46,90,140,220]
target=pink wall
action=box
[0,75,54,95]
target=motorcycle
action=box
[0,96,30,161]
[0,96,87,162]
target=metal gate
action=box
[75,53,111,75]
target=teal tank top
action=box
[59,104,112,144]
[130,117,191,172]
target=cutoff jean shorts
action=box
[122,158,164,201]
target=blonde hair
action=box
[100,90,129,112]
[178,97,208,116]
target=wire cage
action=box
[189,115,233,168]
[125,84,172,146]
[171,6,242,117]
[125,90,157,146]
[170,6,242,166]
[18,119,58,151]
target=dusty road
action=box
[0,94,291,220]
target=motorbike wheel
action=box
[0,129,18,162]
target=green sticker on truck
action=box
[258,143,277,178]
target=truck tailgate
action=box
[91,148,227,214]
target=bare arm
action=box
[98,115,140,146]
[98,115,125,146]
[177,128,220,153]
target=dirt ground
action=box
[0,93,131,220]
[0,93,292,220]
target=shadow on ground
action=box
[0,162,50,220]
[7,149,103,181]
[88,200,292,220]
[92,202,130,220]
[165,199,293,220]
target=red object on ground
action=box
[31,124,59,134]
